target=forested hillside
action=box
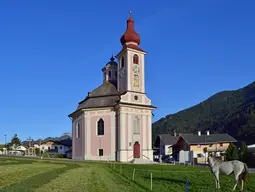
[152,81,255,144]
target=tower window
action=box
[114,71,117,78]
[133,116,140,134]
[134,75,139,87]
[108,71,112,78]
[97,118,104,136]
[121,56,125,68]
[133,54,139,64]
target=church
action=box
[68,14,156,162]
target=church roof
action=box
[73,81,120,112]
[85,81,119,98]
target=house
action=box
[40,139,72,157]
[68,13,156,162]
[247,144,255,155]
[8,144,27,156]
[154,134,179,161]
[174,131,237,163]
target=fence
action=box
[109,162,211,192]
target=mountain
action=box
[152,81,255,145]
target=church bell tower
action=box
[116,12,147,94]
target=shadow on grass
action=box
[0,163,80,192]
[144,176,187,184]
[0,159,36,166]
[107,167,148,191]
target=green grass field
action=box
[0,157,254,192]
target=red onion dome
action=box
[120,16,140,46]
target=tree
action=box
[35,148,41,156]
[225,143,239,161]
[10,134,21,147]
[238,141,247,161]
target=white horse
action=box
[208,155,248,191]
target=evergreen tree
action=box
[10,134,21,147]
[225,143,239,161]
[238,141,247,161]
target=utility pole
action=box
[204,136,207,165]
[4,134,6,146]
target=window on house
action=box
[55,146,58,152]
[209,144,213,147]
[167,147,172,154]
[48,147,50,150]
[133,116,140,134]
[133,54,139,64]
[76,122,80,139]
[97,118,104,135]
[108,70,112,78]
[99,149,103,156]
[60,146,62,150]
[121,56,125,68]
[220,143,223,147]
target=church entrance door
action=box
[133,142,140,158]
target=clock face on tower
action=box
[132,65,140,74]
[119,69,126,78]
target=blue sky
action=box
[0,0,255,143]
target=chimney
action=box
[206,130,210,136]
[198,131,201,136]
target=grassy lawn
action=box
[0,157,254,192]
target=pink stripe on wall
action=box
[90,115,111,157]
[74,119,82,158]
[146,115,148,149]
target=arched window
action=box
[133,116,140,134]
[133,54,139,64]
[121,56,125,68]
[108,70,112,78]
[134,74,139,87]
[55,146,58,152]
[76,122,80,139]
[97,118,104,135]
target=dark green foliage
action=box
[35,148,41,156]
[10,134,21,146]
[152,81,255,144]
[225,143,239,161]
[238,141,247,161]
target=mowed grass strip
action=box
[0,163,65,189]
[0,163,79,192]
[35,164,145,192]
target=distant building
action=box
[174,131,237,163]
[40,139,72,158]
[154,134,179,161]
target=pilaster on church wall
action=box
[72,113,84,159]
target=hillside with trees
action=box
[152,81,255,144]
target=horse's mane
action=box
[211,156,223,163]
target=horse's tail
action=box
[239,163,249,183]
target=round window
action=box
[134,95,138,100]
